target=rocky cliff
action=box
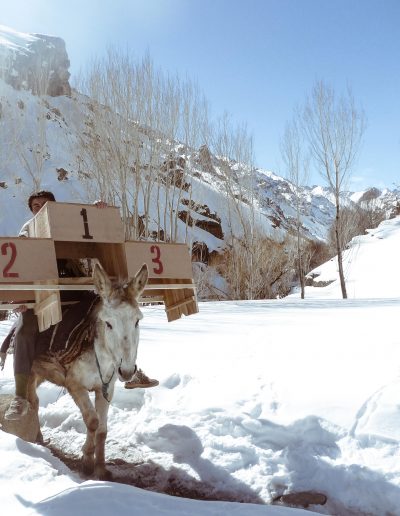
[0,25,71,96]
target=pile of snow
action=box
[0,25,38,55]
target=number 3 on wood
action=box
[1,242,19,278]
[150,245,163,274]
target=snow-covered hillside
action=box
[0,24,378,251]
[0,72,328,246]
[304,215,400,298]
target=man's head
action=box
[28,191,56,214]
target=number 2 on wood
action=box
[150,245,163,274]
[1,242,19,278]
[80,208,93,239]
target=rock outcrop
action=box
[0,394,40,443]
[0,26,71,96]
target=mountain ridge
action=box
[1,25,399,299]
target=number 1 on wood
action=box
[80,208,93,239]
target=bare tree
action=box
[210,115,298,301]
[3,96,50,193]
[224,233,296,299]
[0,93,19,177]
[210,114,254,297]
[16,101,50,191]
[302,81,366,298]
[281,116,309,298]
[327,204,385,253]
[76,50,209,244]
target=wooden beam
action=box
[0,283,196,291]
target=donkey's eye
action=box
[106,321,113,330]
[135,320,139,328]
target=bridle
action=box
[94,348,137,402]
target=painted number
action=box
[1,242,19,278]
[80,208,93,239]
[150,245,164,274]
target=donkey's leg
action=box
[26,374,45,444]
[93,389,112,480]
[68,386,99,476]
[26,374,39,410]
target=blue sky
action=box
[1,0,400,190]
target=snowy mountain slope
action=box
[0,73,322,244]
[1,24,399,266]
[302,215,400,298]
[0,25,348,250]
[0,69,351,249]
[0,24,71,96]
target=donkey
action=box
[27,262,148,480]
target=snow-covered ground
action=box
[2,217,400,515]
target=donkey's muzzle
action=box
[118,364,137,382]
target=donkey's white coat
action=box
[28,262,148,479]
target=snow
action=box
[0,66,352,247]
[1,216,400,515]
[305,216,400,298]
[0,25,38,54]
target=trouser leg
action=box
[13,310,39,398]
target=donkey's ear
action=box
[127,263,148,299]
[93,262,112,299]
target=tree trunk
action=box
[297,224,305,299]
[335,204,347,299]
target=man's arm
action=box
[18,220,31,237]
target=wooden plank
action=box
[125,241,193,279]
[0,238,58,306]
[163,278,198,322]
[54,242,127,278]
[165,296,195,311]
[0,291,36,302]
[0,282,195,291]
[0,297,164,310]
[28,202,125,243]
[0,303,36,310]
[0,238,58,282]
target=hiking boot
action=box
[5,396,30,420]
[124,369,159,389]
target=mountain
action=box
[1,25,399,295]
[0,25,70,96]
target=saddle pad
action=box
[35,291,100,358]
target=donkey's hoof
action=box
[95,466,112,481]
[81,457,95,476]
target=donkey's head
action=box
[93,263,148,382]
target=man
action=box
[3,190,158,421]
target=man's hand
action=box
[93,200,108,209]
[13,305,28,314]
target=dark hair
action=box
[28,190,56,212]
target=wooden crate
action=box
[27,201,125,243]
[125,241,198,321]
[0,237,61,331]
[0,202,199,328]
